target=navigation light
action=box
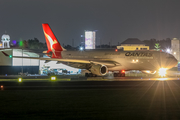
[9,55,12,58]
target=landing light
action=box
[158,68,167,77]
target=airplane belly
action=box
[108,59,157,71]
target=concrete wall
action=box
[0,66,39,75]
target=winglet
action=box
[2,51,9,57]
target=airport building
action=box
[171,38,180,62]
[0,49,39,75]
[117,38,149,51]
[85,31,96,49]
[0,33,10,48]
[0,49,81,75]
[0,33,81,75]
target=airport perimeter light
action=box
[18,78,22,82]
[51,76,56,81]
[80,47,84,51]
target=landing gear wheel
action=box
[85,73,89,77]
[118,73,121,77]
[89,73,93,77]
[113,72,125,77]
[85,73,97,77]
[121,73,125,77]
[114,73,117,77]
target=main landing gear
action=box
[85,73,97,77]
[113,70,125,77]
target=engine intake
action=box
[90,64,108,76]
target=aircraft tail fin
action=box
[42,23,66,58]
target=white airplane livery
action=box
[2,23,178,77]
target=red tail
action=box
[42,23,65,58]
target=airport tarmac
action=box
[1,76,180,119]
[0,76,180,90]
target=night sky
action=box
[1,0,180,46]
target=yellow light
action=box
[136,59,138,62]
[158,68,167,77]
[1,85,3,89]
[18,78,22,82]
[51,76,56,80]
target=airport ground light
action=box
[50,76,56,81]
[18,78,22,82]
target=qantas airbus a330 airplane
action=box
[2,23,178,77]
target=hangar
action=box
[0,49,39,75]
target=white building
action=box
[85,31,96,49]
[1,33,10,48]
[171,38,180,62]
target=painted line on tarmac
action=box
[0,79,71,81]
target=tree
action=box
[27,38,46,49]
[154,43,161,51]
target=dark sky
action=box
[1,0,180,46]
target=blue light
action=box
[80,47,83,51]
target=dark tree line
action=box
[11,37,172,50]
[142,38,171,50]
[27,38,46,49]
[11,38,47,49]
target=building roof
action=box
[121,38,145,45]
[1,34,10,41]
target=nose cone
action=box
[163,53,178,69]
[169,55,178,68]
[153,52,178,70]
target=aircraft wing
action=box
[1,51,120,67]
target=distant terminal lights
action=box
[85,31,96,49]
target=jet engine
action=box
[90,64,108,76]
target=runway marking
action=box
[0,79,71,81]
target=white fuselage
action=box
[61,49,178,71]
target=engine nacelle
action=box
[90,64,108,76]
